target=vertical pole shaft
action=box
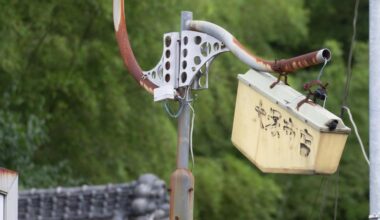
[177,94,192,169]
[370,1,380,219]
[169,11,194,220]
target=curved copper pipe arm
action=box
[189,20,331,73]
[270,49,331,73]
[113,0,157,94]
[113,2,331,94]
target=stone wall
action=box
[18,174,169,220]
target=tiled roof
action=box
[18,174,169,220]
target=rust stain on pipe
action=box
[114,0,156,94]
[169,168,194,220]
[233,38,330,73]
[273,50,327,73]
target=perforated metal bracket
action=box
[144,32,180,88]
[178,31,229,87]
[145,33,180,102]
[192,57,215,90]
[145,31,228,101]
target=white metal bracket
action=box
[144,31,228,101]
[144,32,180,88]
[178,31,229,88]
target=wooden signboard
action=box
[231,70,350,174]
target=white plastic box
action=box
[231,69,351,174]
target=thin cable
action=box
[163,99,185,118]
[318,178,331,220]
[341,0,361,111]
[333,169,340,220]
[317,59,328,108]
[334,0,361,217]
[342,106,370,165]
[317,59,328,81]
[323,95,328,108]
[309,176,327,219]
[189,102,195,169]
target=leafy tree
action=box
[0,0,370,219]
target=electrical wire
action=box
[316,58,329,108]
[341,0,361,110]
[317,59,329,81]
[334,0,361,217]
[163,86,195,169]
[323,95,328,108]
[189,102,196,169]
[318,178,331,220]
[163,99,185,118]
[333,169,340,220]
[309,176,327,219]
[342,106,370,165]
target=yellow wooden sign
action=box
[231,70,350,174]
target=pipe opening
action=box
[322,49,331,61]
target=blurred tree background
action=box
[0,0,369,219]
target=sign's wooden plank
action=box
[231,70,350,174]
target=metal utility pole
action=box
[370,0,380,219]
[168,12,194,220]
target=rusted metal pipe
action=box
[189,20,331,73]
[113,0,157,94]
[169,168,194,220]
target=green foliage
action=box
[0,110,45,177]
[0,0,370,219]
[193,156,281,219]
[0,104,75,188]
